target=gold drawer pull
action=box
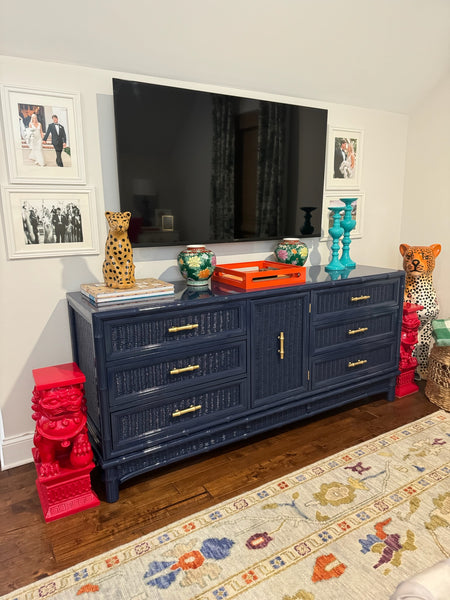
[172,404,202,418]
[170,364,200,375]
[348,359,368,368]
[168,323,199,333]
[278,332,285,360]
[351,295,371,302]
[348,327,369,335]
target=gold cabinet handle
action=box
[348,327,369,335]
[169,364,200,375]
[348,359,368,368]
[172,404,202,418]
[278,331,285,360]
[351,295,371,302]
[168,323,199,333]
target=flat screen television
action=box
[112,78,328,247]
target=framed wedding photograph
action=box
[325,127,363,190]
[320,192,365,240]
[0,85,86,184]
[1,186,99,259]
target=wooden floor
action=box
[0,386,438,596]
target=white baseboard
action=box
[1,432,34,470]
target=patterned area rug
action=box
[4,411,450,600]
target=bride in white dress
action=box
[25,113,45,166]
[339,140,356,179]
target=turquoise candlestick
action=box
[325,205,345,272]
[340,198,357,268]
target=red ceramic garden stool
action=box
[31,362,100,522]
[396,303,424,398]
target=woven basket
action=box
[425,346,450,411]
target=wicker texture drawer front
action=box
[311,341,396,389]
[312,310,398,353]
[110,380,247,451]
[311,279,401,317]
[107,341,246,405]
[104,302,245,360]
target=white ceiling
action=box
[1,0,449,114]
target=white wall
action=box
[0,55,410,467]
[401,75,450,317]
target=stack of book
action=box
[80,278,174,306]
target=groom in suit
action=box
[43,115,67,167]
[52,207,67,242]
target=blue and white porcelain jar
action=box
[177,245,216,286]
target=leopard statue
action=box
[399,243,441,379]
[32,384,94,477]
[102,211,135,289]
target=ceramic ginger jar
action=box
[274,238,308,266]
[177,245,216,286]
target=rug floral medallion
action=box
[5,411,450,600]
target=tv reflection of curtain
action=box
[256,102,287,237]
[210,95,235,240]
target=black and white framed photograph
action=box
[325,127,363,190]
[321,192,365,240]
[1,186,99,259]
[0,85,86,184]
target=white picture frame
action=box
[0,85,86,184]
[161,214,174,231]
[1,186,99,259]
[325,126,363,190]
[320,192,365,240]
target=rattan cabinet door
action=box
[250,292,309,406]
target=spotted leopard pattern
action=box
[102,211,135,289]
[400,243,441,379]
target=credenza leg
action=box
[104,469,120,503]
[387,379,397,402]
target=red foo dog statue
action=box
[32,384,94,477]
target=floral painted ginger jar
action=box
[177,245,216,286]
[274,238,308,266]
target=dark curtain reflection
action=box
[210,95,235,240]
[256,102,287,237]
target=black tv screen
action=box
[112,78,328,247]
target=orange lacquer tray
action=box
[212,260,306,290]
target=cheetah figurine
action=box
[102,211,135,289]
[399,243,441,379]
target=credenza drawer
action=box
[311,309,398,353]
[110,379,248,452]
[107,340,247,406]
[311,279,401,317]
[310,341,397,389]
[104,301,246,360]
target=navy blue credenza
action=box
[67,264,405,502]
